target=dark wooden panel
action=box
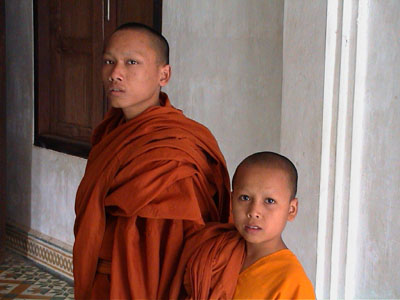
[60,1,92,38]
[49,0,103,142]
[117,0,154,27]
[91,0,106,127]
[116,0,162,32]
[35,0,104,152]
[35,0,51,138]
[60,53,92,127]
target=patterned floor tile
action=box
[0,250,74,299]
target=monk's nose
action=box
[109,63,124,81]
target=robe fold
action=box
[181,225,315,300]
[179,223,246,300]
[73,92,231,299]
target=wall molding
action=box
[5,222,73,281]
[316,0,367,299]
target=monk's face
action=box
[232,164,297,252]
[102,29,170,119]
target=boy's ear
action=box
[159,64,171,87]
[287,198,298,221]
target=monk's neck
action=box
[122,95,161,120]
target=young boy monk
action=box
[73,23,231,299]
[179,151,315,299]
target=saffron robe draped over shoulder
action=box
[233,249,316,299]
[73,93,231,299]
[182,225,315,300]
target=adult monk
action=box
[73,22,230,299]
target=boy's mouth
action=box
[244,225,262,232]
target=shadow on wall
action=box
[5,0,33,254]
[0,0,6,262]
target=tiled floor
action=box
[0,249,74,299]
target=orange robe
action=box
[73,92,231,299]
[182,225,315,300]
[180,223,246,299]
[233,249,315,299]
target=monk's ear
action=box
[287,198,298,221]
[159,64,171,87]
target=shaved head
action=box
[114,22,169,65]
[232,152,298,199]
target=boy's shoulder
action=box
[265,248,306,272]
[254,249,311,284]
[234,249,315,299]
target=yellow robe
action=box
[233,249,315,299]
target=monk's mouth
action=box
[108,88,125,95]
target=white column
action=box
[316,0,363,298]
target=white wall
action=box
[281,0,327,286]
[163,0,283,176]
[31,148,85,245]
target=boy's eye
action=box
[265,198,275,204]
[103,59,114,64]
[239,195,250,201]
[127,59,138,65]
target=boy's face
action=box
[232,164,297,252]
[102,29,170,119]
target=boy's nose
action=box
[247,202,261,219]
[247,212,260,219]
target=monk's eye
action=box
[265,198,276,204]
[127,59,138,65]
[239,195,250,201]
